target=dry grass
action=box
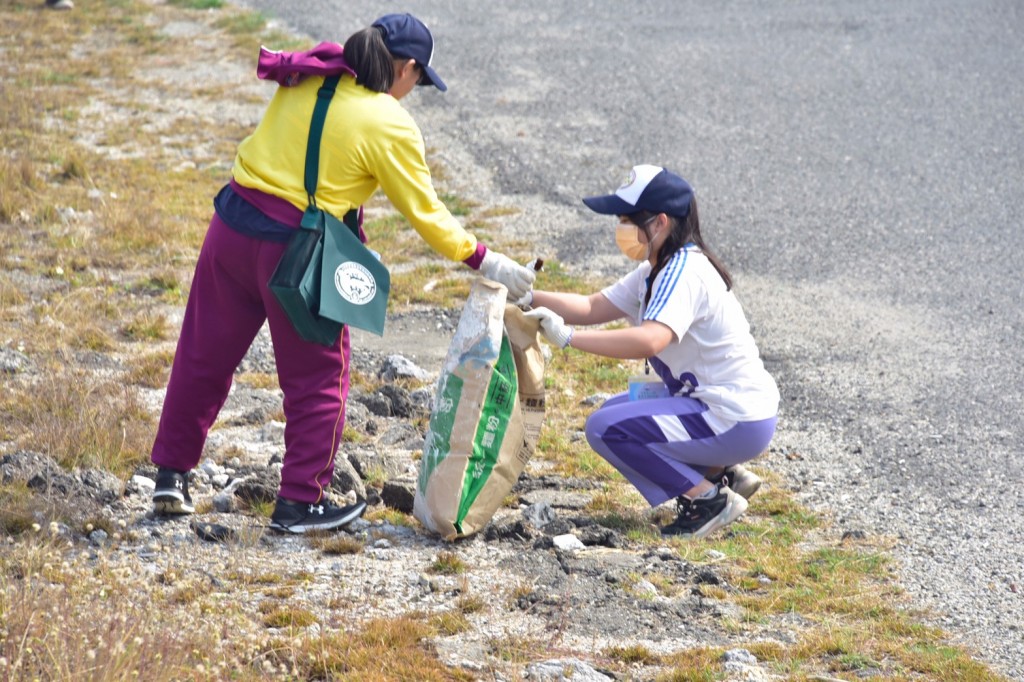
[2,367,153,476]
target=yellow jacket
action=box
[232,74,477,262]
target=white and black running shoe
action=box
[268,497,367,534]
[153,467,195,515]
[661,484,748,538]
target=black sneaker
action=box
[712,464,763,500]
[661,484,748,538]
[268,497,367,534]
[153,467,195,515]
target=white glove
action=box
[479,250,536,301]
[523,307,574,349]
[514,289,534,308]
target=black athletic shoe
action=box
[153,467,195,515]
[661,484,748,538]
[711,464,763,500]
[268,497,367,534]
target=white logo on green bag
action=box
[334,262,376,305]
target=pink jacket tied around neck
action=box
[257,42,355,86]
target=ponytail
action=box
[343,27,395,93]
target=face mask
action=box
[615,224,650,261]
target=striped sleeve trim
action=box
[644,249,689,321]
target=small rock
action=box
[722,648,758,665]
[192,522,235,543]
[484,518,536,543]
[260,421,286,442]
[525,658,612,681]
[200,459,224,477]
[694,568,721,585]
[379,354,432,382]
[130,475,156,494]
[552,534,585,551]
[634,579,659,598]
[523,502,557,528]
[0,347,30,374]
[380,477,416,513]
[88,529,109,546]
[212,492,236,513]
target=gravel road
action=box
[234,1,1024,677]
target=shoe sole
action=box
[662,491,748,539]
[268,501,367,534]
[153,493,195,515]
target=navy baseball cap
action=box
[372,13,447,92]
[583,165,693,217]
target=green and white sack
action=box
[413,279,546,540]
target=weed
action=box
[454,592,487,615]
[488,634,549,664]
[278,616,476,681]
[429,609,470,636]
[0,482,47,536]
[234,372,278,390]
[120,310,169,341]
[307,532,364,556]
[4,369,152,476]
[605,643,662,665]
[360,464,388,488]
[365,506,416,527]
[262,606,317,629]
[430,550,466,575]
[167,0,224,8]
[437,191,476,216]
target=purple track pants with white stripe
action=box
[585,392,777,507]
[150,214,350,504]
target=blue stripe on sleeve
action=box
[644,249,688,320]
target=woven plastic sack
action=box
[413,279,545,540]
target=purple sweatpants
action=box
[151,214,350,504]
[585,392,776,507]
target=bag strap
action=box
[302,74,359,235]
[303,74,341,207]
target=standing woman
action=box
[525,165,779,538]
[150,14,535,533]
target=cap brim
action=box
[419,64,447,92]
[582,194,635,215]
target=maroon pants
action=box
[151,214,350,504]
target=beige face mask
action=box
[615,221,658,261]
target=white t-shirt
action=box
[601,246,779,422]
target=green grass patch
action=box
[430,550,467,575]
[167,0,224,8]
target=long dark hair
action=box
[629,199,733,306]
[343,27,396,93]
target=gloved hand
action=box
[514,289,534,308]
[479,250,536,301]
[523,307,574,349]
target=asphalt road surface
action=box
[234,1,1024,676]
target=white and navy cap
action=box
[583,164,693,217]
[372,13,447,92]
